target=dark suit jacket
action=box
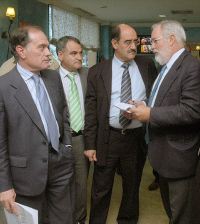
[148,50,200,179]
[0,67,71,196]
[84,56,157,166]
[79,67,88,98]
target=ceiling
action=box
[38,0,200,27]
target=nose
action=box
[77,53,82,60]
[45,47,51,56]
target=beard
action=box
[154,53,167,65]
[154,48,171,65]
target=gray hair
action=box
[56,36,82,55]
[152,20,186,46]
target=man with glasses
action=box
[125,20,200,224]
[84,23,157,224]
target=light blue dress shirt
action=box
[17,63,60,139]
[109,55,146,129]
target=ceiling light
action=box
[159,14,166,18]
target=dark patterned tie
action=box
[119,63,132,128]
[32,75,59,151]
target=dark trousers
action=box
[89,127,146,224]
[159,175,194,224]
[16,146,75,224]
[191,158,200,224]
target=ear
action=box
[111,39,118,50]
[169,34,176,47]
[15,45,26,59]
[57,51,63,61]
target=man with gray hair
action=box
[125,20,200,224]
[56,36,89,224]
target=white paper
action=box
[114,102,135,112]
[4,202,38,224]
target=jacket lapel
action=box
[41,71,61,128]
[79,67,88,98]
[154,50,188,106]
[135,56,148,90]
[11,68,47,139]
[101,60,112,104]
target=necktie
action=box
[119,63,132,128]
[32,75,60,151]
[68,73,83,132]
[148,65,167,107]
[145,65,167,143]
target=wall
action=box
[0,0,18,65]
[0,0,48,66]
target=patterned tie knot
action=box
[68,72,77,81]
[122,63,129,70]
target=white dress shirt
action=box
[59,65,85,130]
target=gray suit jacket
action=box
[148,50,200,179]
[84,56,157,166]
[0,67,71,196]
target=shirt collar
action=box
[17,63,40,81]
[60,65,78,78]
[166,48,185,70]
[113,54,135,68]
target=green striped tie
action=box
[68,72,83,132]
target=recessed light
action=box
[159,14,166,18]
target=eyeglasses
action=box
[124,39,140,47]
[150,37,162,45]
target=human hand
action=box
[124,103,150,122]
[84,149,97,162]
[0,189,19,215]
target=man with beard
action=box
[84,23,157,224]
[125,20,200,224]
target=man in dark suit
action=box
[56,36,89,224]
[84,23,157,224]
[0,26,75,224]
[126,20,200,224]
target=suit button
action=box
[42,158,48,163]
[42,141,47,145]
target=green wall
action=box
[0,0,48,66]
[0,0,18,64]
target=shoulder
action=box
[41,69,60,79]
[89,59,112,74]
[0,57,16,76]
[79,66,89,76]
[135,55,155,65]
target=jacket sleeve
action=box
[0,87,13,192]
[150,58,200,128]
[84,66,98,150]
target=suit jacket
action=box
[148,50,200,179]
[84,56,157,166]
[0,67,71,196]
[78,67,88,99]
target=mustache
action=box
[128,49,137,54]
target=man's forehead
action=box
[65,41,82,50]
